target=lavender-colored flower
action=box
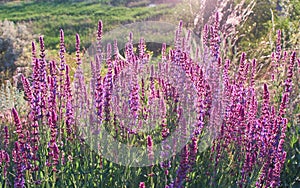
[175,145,189,188]
[13,141,25,188]
[59,29,66,73]
[113,39,119,61]
[31,41,37,69]
[174,20,183,50]
[97,20,103,53]
[3,126,9,149]
[194,68,205,135]
[75,34,82,66]
[284,51,296,95]
[237,52,247,86]
[95,74,104,123]
[160,98,169,139]
[160,146,171,175]
[48,74,57,115]
[276,30,282,62]
[270,151,286,187]
[32,59,41,120]
[210,12,220,60]
[38,37,48,118]
[103,45,113,122]
[65,65,74,138]
[21,75,33,103]
[160,114,171,176]
[0,150,10,179]
[250,59,257,88]
[73,34,90,128]
[12,108,24,143]
[58,30,66,120]
[148,65,156,104]
[129,60,140,120]
[48,110,59,172]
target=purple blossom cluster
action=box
[0,14,297,187]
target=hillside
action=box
[0,0,174,52]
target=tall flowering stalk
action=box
[175,145,189,188]
[47,110,59,172]
[59,29,66,124]
[129,59,140,121]
[65,65,74,139]
[160,97,171,177]
[12,108,24,149]
[38,36,48,119]
[13,141,25,188]
[31,42,36,67]
[22,72,40,171]
[95,74,104,124]
[0,150,10,181]
[96,20,103,75]
[32,59,41,120]
[48,61,58,112]
[1,126,10,181]
[188,137,198,171]
[103,43,113,122]
[73,34,90,133]
[3,126,9,149]
[21,75,32,104]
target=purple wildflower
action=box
[103,43,113,122]
[276,30,281,62]
[21,75,33,103]
[175,145,189,188]
[129,60,140,120]
[12,108,24,143]
[47,110,59,172]
[0,150,10,179]
[65,65,74,138]
[189,137,198,170]
[13,141,25,188]
[284,51,296,95]
[31,41,36,67]
[38,36,48,118]
[3,126,9,149]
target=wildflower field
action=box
[0,1,300,188]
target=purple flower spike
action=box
[0,150,10,179]
[76,34,81,66]
[276,30,282,62]
[284,51,296,95]
[129,61,140,120]
[31,41,36,66]
[39,36,45,59]
[21,75,33,103]
[13,141,25,188]
[65,65,74,138]
[12,108,24,142]
[189,137,198,170]
[59,29,66,100]
[3,126,9,149]
[175,145,189,188]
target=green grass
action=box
[0,1,174,53]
